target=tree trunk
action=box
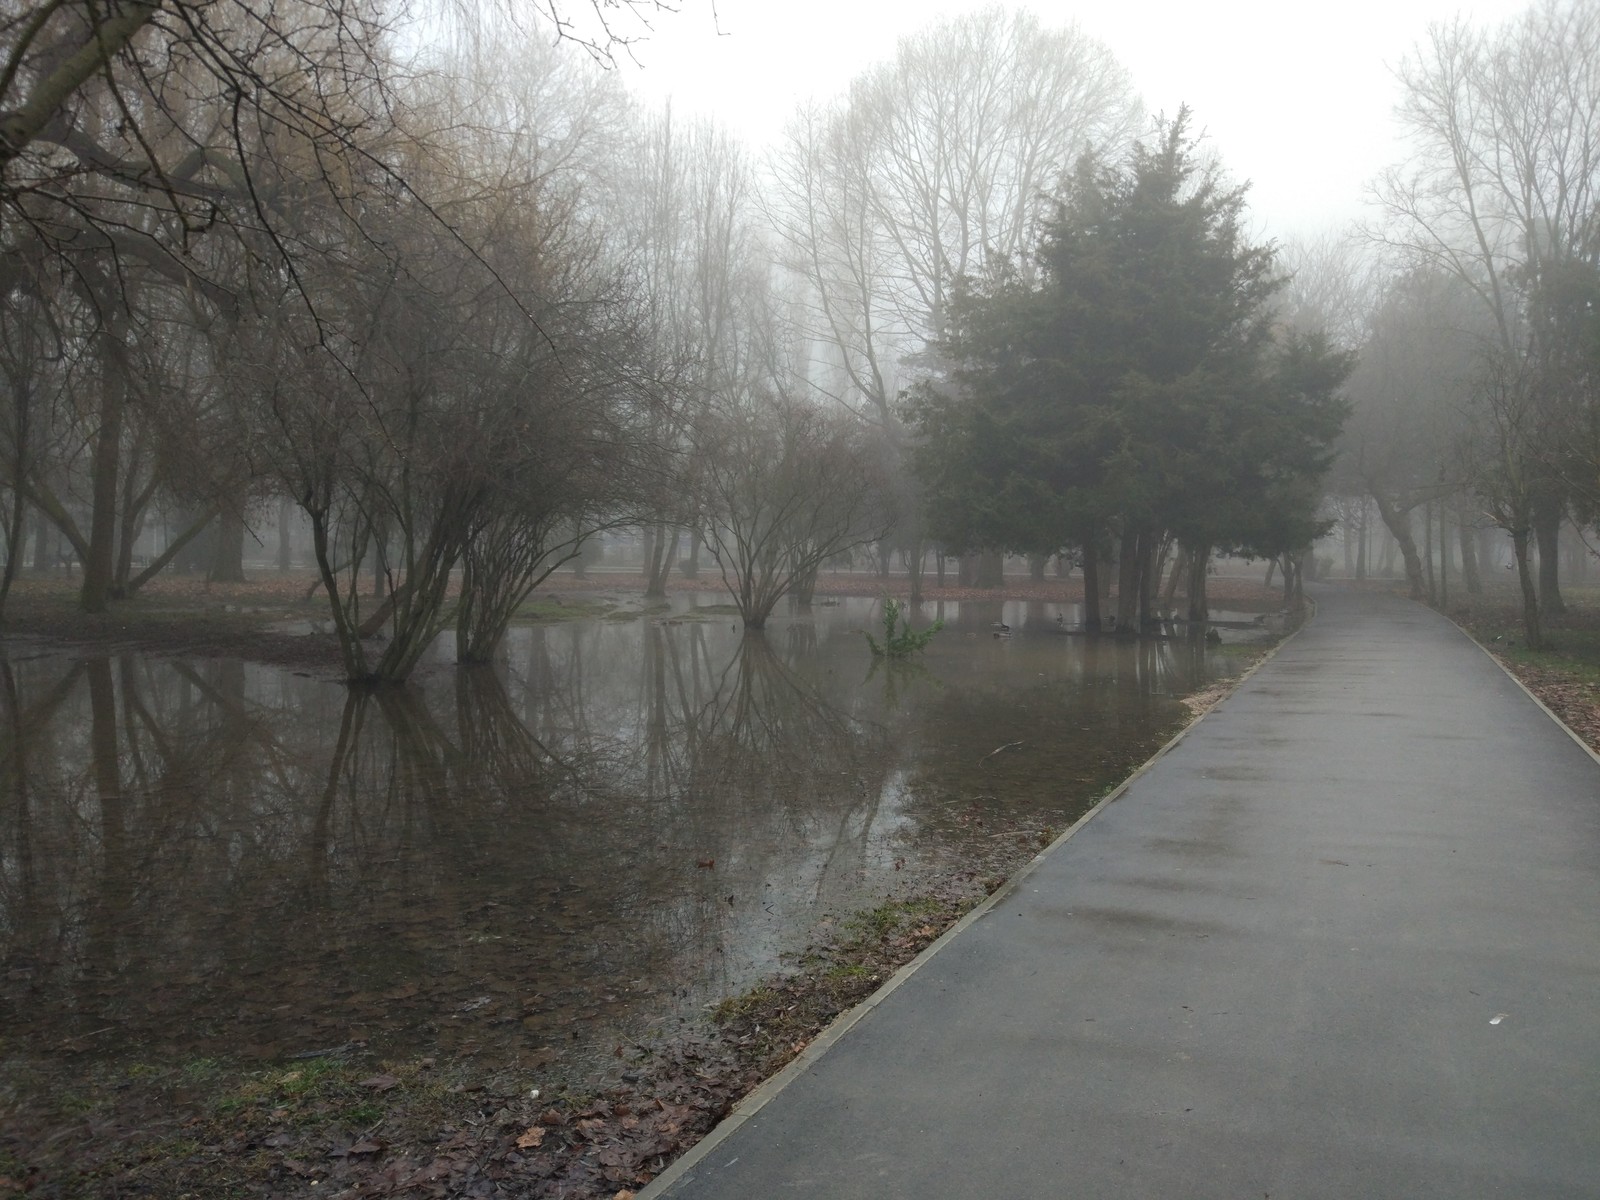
[1457,509,1481,596]
[1423,498,1436,603]
[210,510,247,584]
[113,451,148,595]
[1533,490,1564,616]
[1369,489,1426,600]
[80,331,126,613]
[1186,545,1210,626]
[31,512,48,572]
[1081,537,1101,633]
[644,522,671,598]
[1028,553,1047,582]
[0,485,24,616]
[1511,526,1542,649]
[278,497,293,572]
[1136,530,1157,630]
[1115,527,1139,633]
[968,550,1003,588]
[1355,501,1368,581]
[1438,502,1448,608]
[794,564,818,606]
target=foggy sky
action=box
[614,0,1533,241]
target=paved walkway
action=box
[644,587,1600,1199]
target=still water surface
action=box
[0,596,1269,1086]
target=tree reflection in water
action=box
[0,602,1244,1089]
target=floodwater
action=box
[0,595,1274,1093]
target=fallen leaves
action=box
[515,1126,545,1149]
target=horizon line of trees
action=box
[49,1,1600,680]
[1,3,1175,683]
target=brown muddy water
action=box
[0,595,1276,1104]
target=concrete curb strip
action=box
[636,607,1310,1198]
[1455,614,1600,769]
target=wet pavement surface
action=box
[648,587,1600,1199]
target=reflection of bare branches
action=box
[696,636,884,780]
[454,668,545,791]
[0,656,83,968]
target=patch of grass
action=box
[843,896,945,940]
[273,1057,346,1098]
[52,1090,96,1116]
[515,597,610,622]
[711,985,780,1024]
[341,1101,386,1126]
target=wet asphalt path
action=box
[644,587,1600,1199]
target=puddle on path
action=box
[0,596,1267,1095]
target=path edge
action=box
[637,608,1311,1198]
[1453,619,1600,769]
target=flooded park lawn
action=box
[0,589,1283,1195]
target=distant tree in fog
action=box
[765,7,1141,592]
[1373,0,1600,641]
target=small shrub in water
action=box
[864,598,942,658]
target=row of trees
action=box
[3,3,1176,682]
[1336,0,1600,648]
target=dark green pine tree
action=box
[905,108,1350,631]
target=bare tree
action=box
[768,7,1142,420]
[1343,268,1484,600]
[697,394,890,631]
[618,108,769,596]
[1372,0,1600,623]
[765,8,1141,592]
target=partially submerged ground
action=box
[0,568,1286,1199]
[0,568,1292,674]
